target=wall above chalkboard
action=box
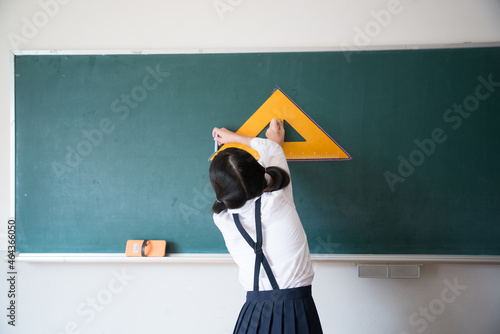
[13,46,500,256]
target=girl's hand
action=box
[212,127,253,147]
[213,127,236,145]
[265,119,285,146]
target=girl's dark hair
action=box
[209,147,290,214]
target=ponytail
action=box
[264,166,290,192]
[211,200,227,214]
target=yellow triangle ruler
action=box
[212,88,351,161]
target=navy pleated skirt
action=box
[233,285,323,334]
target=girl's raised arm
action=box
[212,127,253,147]
[213,118,284,148]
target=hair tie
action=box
[216,199,222,203]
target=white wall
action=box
[1,0,500,333]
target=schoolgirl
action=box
[209,119,323,334]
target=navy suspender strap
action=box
[232,197,279,292]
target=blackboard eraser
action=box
[125,240,166,257]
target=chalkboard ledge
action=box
[11,253,500,264]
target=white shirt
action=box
[213,138,314,291]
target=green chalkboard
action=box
[15,47,500,254]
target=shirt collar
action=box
[227,196,260,214]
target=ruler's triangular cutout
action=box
[213,88,351,161]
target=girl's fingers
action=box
[269,119,283,134]
[213,127,225,139]
[213,127,233,145]
[271,118,282,131]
